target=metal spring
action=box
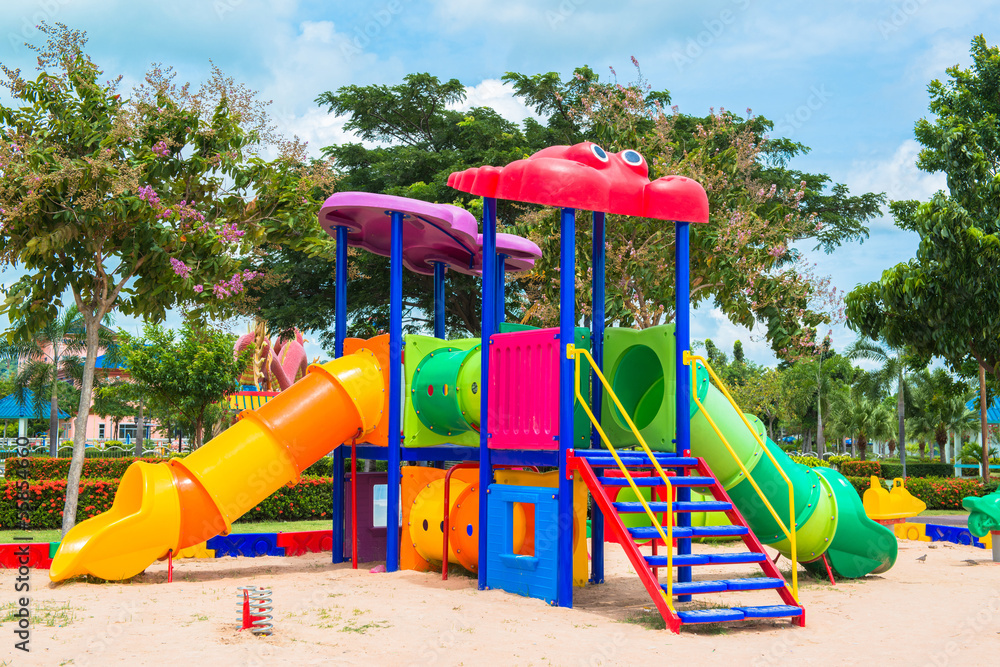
[237,586,274,636]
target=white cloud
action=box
[846,139,946,219]
[448,79,536,123]
[690,306,778,367]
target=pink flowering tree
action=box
[0,24,335,534]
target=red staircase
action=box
[568,449,805,632]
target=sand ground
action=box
[1,538,999,666]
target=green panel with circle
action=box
[601,325,676,451]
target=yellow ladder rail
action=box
[568,344,675,609]
[685,352,798,602]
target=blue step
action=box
[669,580,728,595]
[646,554,711,566]
[578,456,699,468]
[734,605,803,619]
[722,577,785,591]
[613,500,732,513]
[677,608,745,623]
[645,552,765,567]
[598,476,715,487]
[574,451,698,466]
[663,577,784,596]
[628,525,748,540]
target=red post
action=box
[167,549,173,583]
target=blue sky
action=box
[1,0,997,365]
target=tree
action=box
[506,64,883,354]
[845,338,916,474]
[119,321,249,449]
[730,367,785,441]
[0,24,334,534]
[845,36,1000,479]
[0,306,113,455]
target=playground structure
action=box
[963,489,1000,561]
[50,143,903,632]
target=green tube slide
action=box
[689,374,898,578]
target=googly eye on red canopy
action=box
[590,144,610,162]
[621,150,645,166]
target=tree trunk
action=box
[918,440,926,459]
[49,376,60,458]
[897,371,907,478]
[816,391,825,456]
[134,397,144,457]
[980,364,990,482]
[63,315,100,536]
[858,435,868,461]
[888,438,896,458]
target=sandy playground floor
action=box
[1,538,999,666]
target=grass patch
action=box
[340,620,391,634]
[0,601,74,627]
[917,509,969,516]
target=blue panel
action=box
[479,196,497,592]
[434,261,446,339]
[723,577,785,591]
[331,445,345,563]
[386,211,404,572]
[207,533,285,558]
[557,207,576,609]
[734,605,803,619]
[678,608,745,623]
[590,211,606,585]
[486,484,558,604]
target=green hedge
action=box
[5,457,175,480]
[880,462,954,479]
[9,455,376,481]
[789,455,829,468]
[840,460,882,477]
[0,476,337,530]
[843,475,998,510]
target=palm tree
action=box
[846,338,914,475]
[832,389,896,461]
[0,307,117,456]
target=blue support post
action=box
[496,255,508,325]
[331,225,349,563]
[557,207,576,608]
[590,211,606,584]
[386,211,404,573]
[478,197,497,591]
[433,261,446,339]
[674,219,692,599]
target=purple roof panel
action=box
[318,192,543,276]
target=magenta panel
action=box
[488,328,560,450]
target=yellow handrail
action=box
[568,345,675,609]
[685,352,798,602]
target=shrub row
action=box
[7,455,376,481]
[789,455,829,468]
[0,476,338,530]
[839,460,882,477]
[4,457,175,481]
[843,475,998,510]
[879,462,954,479]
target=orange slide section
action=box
[49,348,385,582]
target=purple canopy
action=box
[318,192,541,275]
